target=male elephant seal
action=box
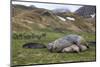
[47,39,74,52]
[62,44,88,53]
[47,34,89,52]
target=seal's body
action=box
[62,44,80,53]
[63,34,88,47]
[62,44,88,53]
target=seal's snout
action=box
[47,43,53,51]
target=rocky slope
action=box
[75,6,96,18]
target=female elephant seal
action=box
[62,44,80,53]
[62,44,88,53]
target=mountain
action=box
[52,8,70,14]
[75,6,96,18]
[12,4,96,33]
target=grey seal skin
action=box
[47,34,89,52]
[63,34,89,48]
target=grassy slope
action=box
[12,31,96,66]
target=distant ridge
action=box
[75,6,96,18]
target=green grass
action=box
[12,31,96,66]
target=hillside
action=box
[12,4,96,33]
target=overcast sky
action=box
[12,1,82,12]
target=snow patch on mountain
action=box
[57,16,66,21]
[66,17,75,21]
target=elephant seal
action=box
[47,38,74,52]
[62,44,88,53]
[62,44,80,53]
[47,34,89,52]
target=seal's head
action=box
[47,43,54,52]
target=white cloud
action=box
[12,1,82,12]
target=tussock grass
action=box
[12,31,96,66]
